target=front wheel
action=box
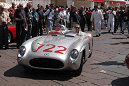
[72,63,83,76]
[72,52,84,76]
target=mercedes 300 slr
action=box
[17,27,93,76]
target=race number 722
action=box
[36,43,67,54]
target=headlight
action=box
[18,46,26,57]
[71,49,79,59]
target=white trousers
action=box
[94,21,101,35]
[108,19,114,32]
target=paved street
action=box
[0,28,129,86]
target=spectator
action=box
[36,4,44,36]
[119,7,125,34]
[8,2,15,23]
[91,6,104,37]
[79,6,86,32]
[86,7,92,31]
[0,6,10,49]
[14,4,26,48]
[126,6,129,38]
[44,4,54,32]
[66,8,70,28]
[107,8,116,34]
[31,8,39,37]
[114,7,119,33]
[70,6,80,28]
[24,2,33,40]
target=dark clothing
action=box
[32,20,38,37]
[114,11,119,33]
[24,7,32,40]
[24,7,32,24]
[86,11,92,31]
[37,9,44,36]
[14,9,26,48]
[31,12,39,37]
[70,11,78,23]
[126,10,129,21]
[119,10,125,33]
[126,10,129,34]
[0,25,8,48]
[79,10,86,32]
[8,7,15,23]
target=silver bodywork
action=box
[17,31,93,71]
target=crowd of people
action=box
[0,2,129,49]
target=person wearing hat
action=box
[0,6,10,49]
[91,6,104,37]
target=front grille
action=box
[30,58,64,69]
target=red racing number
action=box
[55,46,67,54]
[36,43,44,52]
[43,44,55,52]
[36,43,67,54]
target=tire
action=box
[88,38,93,58]
[8,31,12,43]
[88,52,92,58]
[72,52,84,76]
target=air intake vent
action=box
[30,58,64,69]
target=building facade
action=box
[32,0,93,8]
[2,0,127,8]
[0,0,4,2]
[0,0,30,7]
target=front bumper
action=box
[17,52,81,71]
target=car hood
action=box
[31,35,80,54]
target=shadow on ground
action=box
[110,42,129,45]
[111,37,127,39]
[4,65,73,81]
[111,77,129,86]
[92,61,125,66]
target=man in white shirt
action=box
[91,6,104,37]
[44,4,54,32]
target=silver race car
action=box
[17,25,93,76]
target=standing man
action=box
[86,7,92,31]
[31,8,39,37]
[107,8,116,34]
[91,6,104,37]
[114,7,119,33]
[44,4,54,32]
[119,7,125,34]
[126,6,129,38]
[36,4,44,36]
[24,2,32,40]
[14,4,26,48]
[79,6,86,32]
[0,6,10,49]
[70,6,79,28]
[8,2,15,23]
